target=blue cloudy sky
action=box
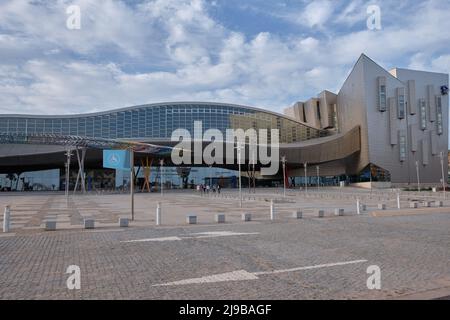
[0,0,449,115]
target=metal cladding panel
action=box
[408,80,416,115]
[435,95,443,135]
[428,85,436,122]
[419,99,427,130]
[409,124,417,152]
[389,98,397,145]
[422,139,429,165]
[398,130,407,162]
[430,130,438,156]
[377,76,387,112]
[397,87,406,119]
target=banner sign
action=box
[103,150,130,170]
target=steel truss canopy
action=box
[0,133,175,156]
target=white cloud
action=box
[299,0,335,28]
[0,0,449,116]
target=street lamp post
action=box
[65,148,72,199]
[209,165,213,189]
[415,161,421,192]
[237,143,243,208]
[160,159,164,197]
[252,148,256,194]
[304,162,308,193]
[130,149,134,221]
[316,165,320,191]
[281,156,286,198]
[440,151,446,199]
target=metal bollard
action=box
[270,200,275,221]
[215,214,225,223]
[156,202,162,226]
[186,215,197,224]
[84,218,95,229]
[292,210,302,219]
[3,205,11,233]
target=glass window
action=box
[436,96,443,135]
[420,99,427,130]
[397,94,405,119]
[399,133,406,162]
[379,85,387,112]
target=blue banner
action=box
[103,150,130,170]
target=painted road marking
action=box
[188,231,259,238]
[121,231,259,243]
[253,259,368,275]
[153,259,368,287]
[124,236,183,243]
[153,270,259,286]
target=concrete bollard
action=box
[215,214,226,223]
[270,200,275,221]
[84,218,95,229]
[3,205,11,233]
[242,213,252,222]
[292,210,302,219]
[186,215,197,224]
[334,208,344,216]
[409,202,418,208]
[356,199,361,215]
[317,210,325,218]
[119,217,129,227]
[377,204,386,210]
[45,220,56,231]
[156,202,162,226]
[435,201,444,207]
[397,193,401,209]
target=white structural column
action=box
[73,148,86,194]
[130,149,135,221]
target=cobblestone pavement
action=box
[1,188,448,233]
[1,198,450,299]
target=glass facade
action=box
[0,170,60,191]
[0,103,328,144]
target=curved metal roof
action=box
[0,101,323,132]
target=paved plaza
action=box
[1,188,450,299]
